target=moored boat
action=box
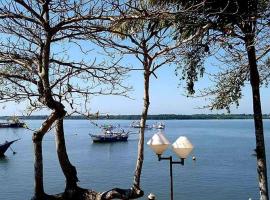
[90,128,129,143]
[90,133,128,143]
[0,139,20,156]
[130,121,150,129]
[0,116,26,128]
[0,122,25,128]
[152,122,165,129]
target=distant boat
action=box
[0,122,25,128]
[0,116,26,128]
[130,121,150,129]
[100,124,117,130]
[90,128,129,143]
[0,139,19,156]
[152,122,165,129]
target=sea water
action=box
[0,119,269,200]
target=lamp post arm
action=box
[157,154,171,161]
[172,158,185,166]
[157,154,185,165]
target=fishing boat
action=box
[0,116,26,128]
[0,122,25,128]
[90,128,129,143]
[0,139,19,156]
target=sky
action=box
[88,65,270,115]
[1,59,269,116]
[0,39,269,116]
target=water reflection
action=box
[91,142,129,159]
[0,155,8,162]
[0,155,10,174]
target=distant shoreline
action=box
[0,114,269,120]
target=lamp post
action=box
[147,132,194,200]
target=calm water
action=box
[0,119,270,200]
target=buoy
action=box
[148,193,156,200]
[10,146,16,155]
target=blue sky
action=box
[1,64,270,116]
[88,64,270,115]
[5,66,269,116]
[0,41,269,116]
[88,47,270,115]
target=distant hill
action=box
[0,114,269,120]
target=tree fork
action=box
[32,112,59,199]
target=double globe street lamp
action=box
[147,132,194,200]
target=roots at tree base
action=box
[31,186,144,200]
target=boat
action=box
[100,124,117,130]
[152,122,165,129]
[90,128,129,143]
[0,139,19,156]
[0,122,25,128]
[0,116,26,128]
[130,121,150,129]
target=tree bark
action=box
[55,118,79,192]
[132,69,150,196]
[32,140,45,199]
[32,112,59,200]
[246,34,269,200]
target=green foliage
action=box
[110,3,173,40]
[206,68,248,112]
[150,0,270,111]
[176,44,206,95]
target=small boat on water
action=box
[90,128,129,143]
[0,139,20,156]
[0,122,25,128]
[100,124,118,129]
[152,122,165,129]
[0,117,26,128]
[130,121,150,129]
[130,121,141,128]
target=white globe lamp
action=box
[172,136,194,159]
[147,132,170,155]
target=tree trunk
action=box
[55,118,79,192]
[132,69,150,196]
[246,35,269,200]
[32,140,45,200]
[32,112,58,200]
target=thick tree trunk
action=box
[132,70,150,196]
[246,35,269,200]
[55,118,79,192]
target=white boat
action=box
[152,122,165,129]
[130,121,150,129]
